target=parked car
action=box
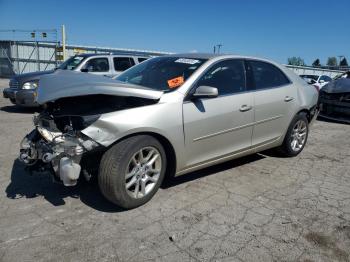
[18,54,319,209]
[319,71,350,123]
[300,74,332,90]
[2,53,149,107]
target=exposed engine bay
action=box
[19,94,158,186]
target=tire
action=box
[9,98,16,104]
[98,135,167,209]
[278,112,309,157]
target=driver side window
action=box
[84,58,109,72]
[196,59,246,96]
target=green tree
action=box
[287,57,305,66]
[312,59,321,67]
[340,57,348,67]
[326,57,338,67]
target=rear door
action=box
[246,60,297,147]
[183,59,254,168]
[113,56,136,76]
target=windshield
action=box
[116,56,207,91]
[58,56,86,70]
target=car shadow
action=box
[5,159,125,213]
[316,115,350,125]
[6,154,265,212]
[161,153,265,189]
[0,105,39,114]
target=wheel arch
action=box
[107,131,177,180]
[297,108,311,122]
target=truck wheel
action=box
[278,112,309,157]
[99,135,166,209]
[10,98,16,104]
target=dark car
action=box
[319,71,350,123]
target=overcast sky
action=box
[0,0,349,65]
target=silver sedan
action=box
[19,54,319,209]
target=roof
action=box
[166,53,268,61]
[77,53,149,57]
[167,53,222,60]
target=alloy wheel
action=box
[290,120,307,152]
[125,146,162,199]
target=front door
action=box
[81,57,112,77]
[183,59,254,168]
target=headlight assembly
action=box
[22,81,38,90]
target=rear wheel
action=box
[98,135,166,209]
[9,98,16,104]
[278,113,309,157]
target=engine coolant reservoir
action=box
[59,157,81,186]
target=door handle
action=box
[284,96,294,102]
[239,105,253,112]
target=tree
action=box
[326,57,338,67]
[287,57,305,66]
[312,59,321,67]
[340,57,348,67]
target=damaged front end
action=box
[19,94,158,186]
[19,112,101,186]
[18,70,163,186]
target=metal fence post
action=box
[36,41,40,71]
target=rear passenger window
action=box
[196,59,246,96]
[113,57,135,71]
[249,61,290,89]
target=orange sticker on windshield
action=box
[167,76,184,89]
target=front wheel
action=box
[278,113,309,157]
[98,135,167,209]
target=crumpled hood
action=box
[36,70,163,104]
[321,78,350,94]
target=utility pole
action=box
[62,25,66,61]
[213,44,223,54]
[217,44,222,54]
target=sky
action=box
[0,0,349,65]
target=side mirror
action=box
[192,86,218,99]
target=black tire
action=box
[278,112,309,157]
[98,135,167,209]
[9,98,16,104]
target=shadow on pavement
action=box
[316,115,350,125]
[5,159,125,213]
[161,153,265,189]
[6,154,265,212]
[1,105,39,114]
